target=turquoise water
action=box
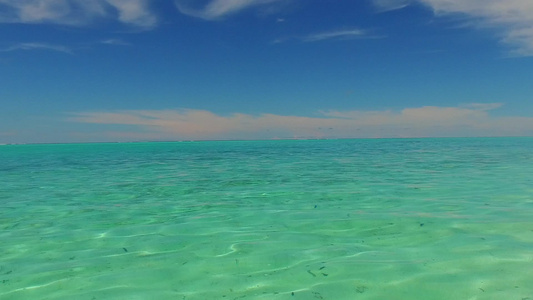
[1,138,532,300]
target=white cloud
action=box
[373,0,533,56]
[423,0,533,55]
[0,0,156,28]
[100,38,130,46]
[273,28,375,44]
[303,29,368,42]
[175,0,284,20]
[106,0,156,28]
[373,0,410,11]
[1,42,72,53]
[68,103,533,141]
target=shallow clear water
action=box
[1,138,532,300]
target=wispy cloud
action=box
[373,0,410,12]
[303,29,369,42]
[273,28,376,44]
[106,0,156,29]
[100,38,130,46]
[68,103,533,141]
[373,0,533,56]
[1,42,72,54]
[0,0,157,29]
[175,0,284,20]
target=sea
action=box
[1,137,532,300]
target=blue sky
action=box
[1,0,532,143]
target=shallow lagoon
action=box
[1,138,532,299]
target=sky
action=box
[1,0,533,143]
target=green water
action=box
[1,138,532,299]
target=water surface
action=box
[1,138,532,299]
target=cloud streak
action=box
[100,38,130,46]
[175,0,284,20]
[303,29,369,42]
[273,28,376,44]
[68,103,533,141]
[1,42,72,54]
[373,0,410,12]
[374,0,533,56]
[0,0,157,28]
